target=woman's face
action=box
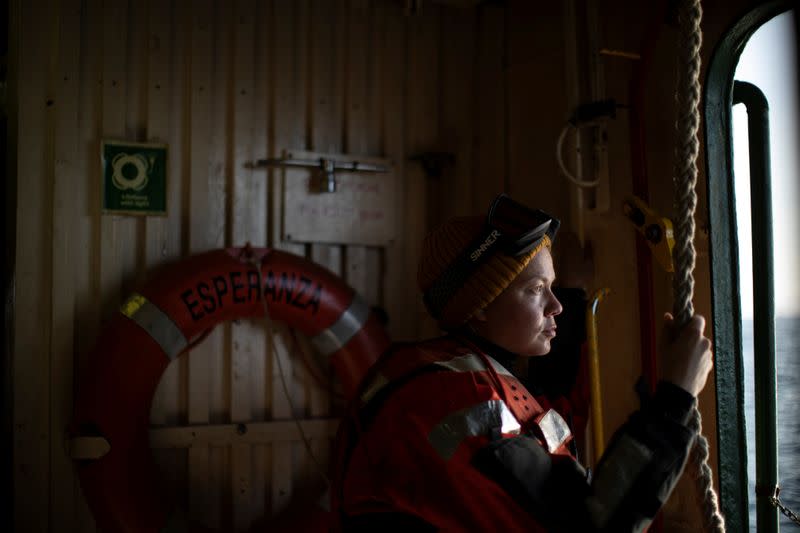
[472,248,563,356]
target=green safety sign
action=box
[102,140,168,216]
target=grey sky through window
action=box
[733,10,799,320]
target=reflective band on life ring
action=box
[120,293,187,360]
[310,293,371,358]
[71,247,390,533]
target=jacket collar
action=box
[452,326,518,374]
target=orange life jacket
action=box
[332,335,575,532]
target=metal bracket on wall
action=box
[623,196,675,273]
[250,155,390,193]
[409,152,454,180]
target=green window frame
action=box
[704,2,795,531]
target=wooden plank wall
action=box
[10,1,512,531]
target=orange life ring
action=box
[71,246,389,532]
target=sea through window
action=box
[731,9,799,532]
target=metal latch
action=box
[250,154,390,193]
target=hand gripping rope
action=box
[672,1,726,530]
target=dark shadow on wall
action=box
[2,0,13,530]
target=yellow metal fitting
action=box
[586,288,610,462]
[623,196,675,272]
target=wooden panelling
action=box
[50,0,82,529]
[438,7,475,223]
[405,4,441,340]
[249,0,271,521]
[185,0,217,527]
[229,0,259,528]
[506,0,570,219]
[147,0,188,458]
[305,0,341,503]
[472,5,506,211]
[268,0,306,519]
[99,0,132,318]
[14,0,54,530]
[148,0,182,431]
[9,0,568,530]
[380,0,410,341]
[344,0,380,308]
[74,0,105,530]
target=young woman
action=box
[331,194,713,532]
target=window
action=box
[732,11,799,532]
[706,4,798,532]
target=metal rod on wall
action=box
[733,80,779,533]
[249,156,390,193]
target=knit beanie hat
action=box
[417,211,555,330]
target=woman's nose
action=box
[547,290,563,317]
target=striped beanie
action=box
[417,215,553,329]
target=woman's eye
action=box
[527,285,544,295]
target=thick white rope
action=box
[672,0,725,530]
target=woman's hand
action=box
[660,313,714,397]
